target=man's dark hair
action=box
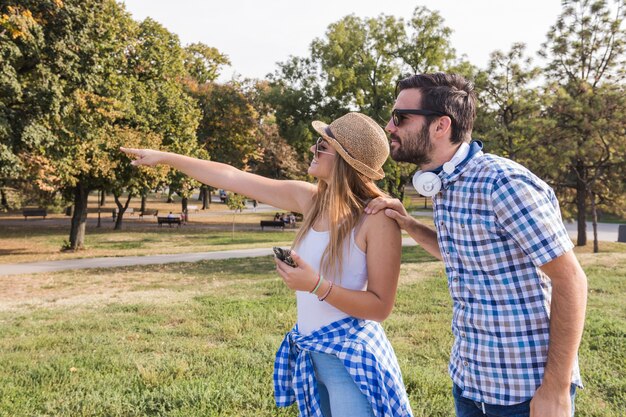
[396,73,476,144]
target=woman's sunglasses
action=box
[315,137,336,159]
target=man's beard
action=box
[389,123,432,166]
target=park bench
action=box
[157,216,182,227]
[116,207,134,215]
[139,209,158,219]
[260,220,285,230]
[112,207,136,220]
[23,208,47,220]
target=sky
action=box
[120,0,564,82]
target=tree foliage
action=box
[1,0,624,252]
[0,0,203,247]
[474,43,544,168]
[540,0,625,247]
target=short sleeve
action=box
[491,175,573,267]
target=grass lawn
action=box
[0,244,624,416]
[0,210,434,265]
[0,215,298,264]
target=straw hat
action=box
[312,112,389,180]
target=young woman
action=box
[121,112,413,417]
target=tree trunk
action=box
[181,197,188,223]
[113,193,132,230]
[100,189,106,206]
[200,185,210,209]
[203,187,209,209]
[68,182,89,251]
[96,189,102,228]
[0,188,8,211]
[140,192,147,213]
[591,192,599,253]
[167,187,174,203]
[575,161,587,246]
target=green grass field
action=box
[0,226,297,264]
[0,245,624,416]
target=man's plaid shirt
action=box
[432,142,582,405]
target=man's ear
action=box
[432,116,452,139]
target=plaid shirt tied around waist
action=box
[433,143,581,405]
[274,316,413,417]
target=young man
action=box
[366,73,587,417]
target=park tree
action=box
[247,120,306,180]
[192,81,257,153]
[311,14,403,121]
[183,42,230,85]
[540,0,625,247]
[225,192,246,240]
[125,17,203,219]
[267,6,457,199]
[242,80,307,181]
[0,1,202,248]
[181,42,231,208]
[109,129,167,230]
[187,81,259,208]
[473,43,545,169]
[310,14,405,196]
[542,81,626,251]
[0,3,64,210]
[266,56,344,158]
[0,0,141,249]
[396,6,456,75]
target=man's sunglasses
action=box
[315,137,335,159]
[391,109,447,127]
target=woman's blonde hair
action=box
[292,155,387,279]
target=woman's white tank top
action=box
[295,227,367,335]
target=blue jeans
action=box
[453,383,577,417]
[310,351,375,417]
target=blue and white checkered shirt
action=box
[432,142,581,405]
[274,317,413,417]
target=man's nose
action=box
[385,118,395,133]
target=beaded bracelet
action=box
[310,274,323,294]
[318,281,334,302]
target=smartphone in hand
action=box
[273,247,297,268]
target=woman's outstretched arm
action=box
[120,147,316,214]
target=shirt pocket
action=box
[448,214,502,273]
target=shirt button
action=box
[460,303,465,309]
[461,332,466,338]
[452,278,459,283]
[440,221,444,226]
[463,361,469,367]
[445,249,450,255]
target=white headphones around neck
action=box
[412,142,470,197]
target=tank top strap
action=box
[352,211,369,240]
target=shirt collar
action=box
[436,140,483,188]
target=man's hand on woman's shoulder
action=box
[365,197,413,231]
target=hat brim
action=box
[312,120,385,180]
